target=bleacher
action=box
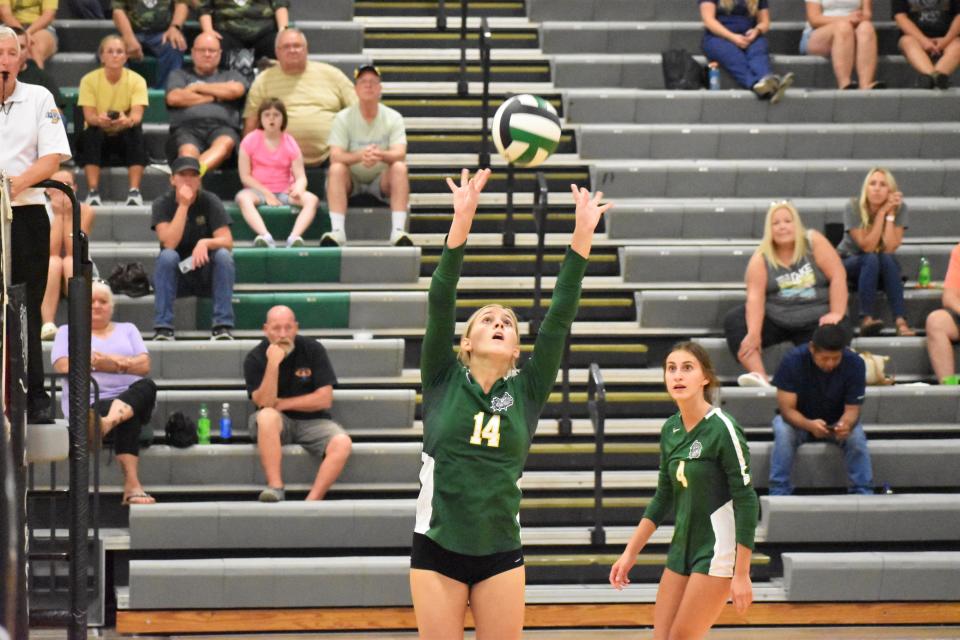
[25,0,960,634]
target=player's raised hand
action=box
[570,184,613,258]
[446,168,491,248]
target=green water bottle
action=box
[918,257,931,288]
[197,403,211,444]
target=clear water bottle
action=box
[708,62,721,90]
[917,256,931,288]
[219,402,232,442]
[197,403,211,445]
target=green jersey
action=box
[643,407,759,577]
[416,242,587,556]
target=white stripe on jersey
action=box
[708,499,737,578]
[414,452,436,535]
[711,407,751,486]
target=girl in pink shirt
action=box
[236,99,319,248]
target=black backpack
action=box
[106,262,152,298]
[165,411,198,448]
[661,49,706,90]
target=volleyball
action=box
[492,94,562,168]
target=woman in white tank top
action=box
[801,0,883,89]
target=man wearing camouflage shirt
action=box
[112,0,189,89]
[198,0,288,64]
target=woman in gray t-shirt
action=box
[724,202,849,386]
[836,167,914,336]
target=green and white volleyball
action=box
[492,94,562,168]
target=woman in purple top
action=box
[51,281,157,505]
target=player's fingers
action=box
[460,168,469,186]
[445,177,458,193]
[592,190,604,204]
[597,201,614,216]
[570,183,582,203]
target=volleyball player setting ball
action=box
[610,342,759,639]
[410,168,612,639]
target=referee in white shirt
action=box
[0,26,71,423]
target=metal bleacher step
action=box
[364,26,539,49]
[354,0,527,17]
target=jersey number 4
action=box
[469,412,501,448]
[676,460,688,488]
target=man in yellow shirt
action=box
[0,0,57,67]
[243,28,356,167]
[77,34,149,206]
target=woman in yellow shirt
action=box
[0,0,57,67]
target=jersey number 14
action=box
[469,412,501,448]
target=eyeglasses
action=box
[277,43,305,51]
[193,47,220,55]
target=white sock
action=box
[261,232,275,245]
[329,212,346,233]
[391,210,407,232]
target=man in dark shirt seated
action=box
[12,26,62,109]
[150,155,235,341]
[770,323,873,495]
[243,306,352,502]
[165,32,248,174]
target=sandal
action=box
[122,491,156,506]
[859,317,884,337]
[895,320,916,337]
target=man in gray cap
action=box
[150,156,235,341]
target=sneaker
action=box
[935,72,951,90]
[752,74,778,97]
[84,190,102,206]
[152,328,175,341]
[211,326,234,341]
[737,372,772,388]
[253,234,276,248]
[286,235,305,248]
[258,486,285,502]
[390,229,414,247]
[770,72,794,105]
[320,229,346,247]
[41,322,58,341]
[126,188,143,206]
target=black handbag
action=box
[661,49,706,90]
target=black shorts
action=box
[949,309,960,332]
[166,119,241,163]
[410,533,523,586]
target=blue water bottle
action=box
[708,62,721,90]
[219,402,232,442]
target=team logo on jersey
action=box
[295,367,312,380]
[195,215,206,226]
[689,440,703,459]
[490,392,514,413]
[45,109,61,125]
[234,0,250,6]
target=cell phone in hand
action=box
[178,256,194,273]
[107,111,120,120]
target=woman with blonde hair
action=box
[611,342,758,638]
[410,168,611,640]
[837,168,914,336]
[723,201,849,386]
[700,0,794,101]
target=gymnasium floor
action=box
[31,627,960,639]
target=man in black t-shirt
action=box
[13,27,63,109]
[243,305,352,502]
[150,155,235,340]
[894,0,960,87]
